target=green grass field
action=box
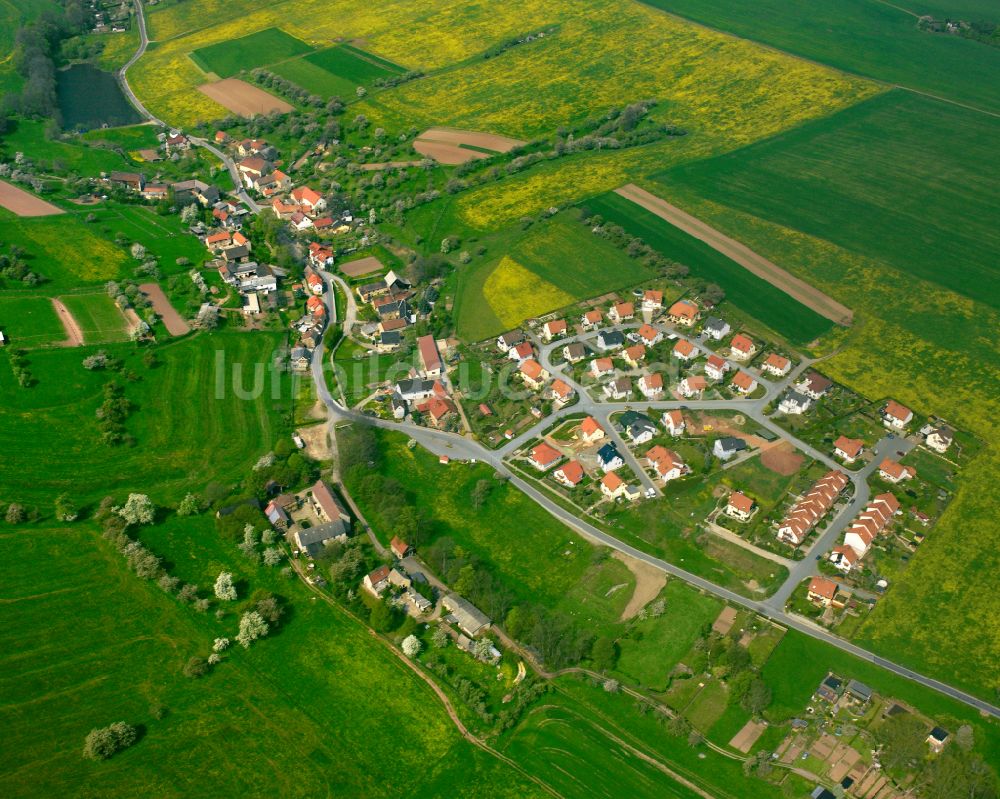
[657,90,1000,312]
[614,580,722,690]
[0,333,291,508]
[0,294,65,347]
[0,120,127,175]
[82,124,163,152]
[454,213,654,341]
[642,0,1000,114]
[59,293,128,344]
[189,27,312,77]
[0,522,549,799]
[270,57,358,99]
[581,192,832,345]
[305,44,403,82]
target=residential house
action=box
[519,359,549,390]
[205,230,233,252]
[214,130,230,145]
[550,378,575,407]
[596,443,625,472]
[608,301,634,323]
[497,330,525,352]
[264,496,293,529]
[312,480,351,527]
[417,335,443,378]
[778,390,812,415]
[597,330,625,351]
[639,373,664,398]
[508,341,534,362]
[395,378,436,401]
[878,458,915,484]
[637,323,662,346]
[600,471,629,500]
[305,270,325,295]
[553,460,585,488]
[290,186,327,215]
[705,354,729,381]
[713,437,747,461]
[925,426,953,454]
[763,353,791,377]
[882,400,914,431]
[842,493,899,557]
[678,375,707,398]
[807,576,839,607]
[363,565,392,596]
[731,371,758,394]
[442,594,491,636]
[622,344,646,368]
[238,156,270,186]
[673,338,697,361]
[390,536,411,559]
[927,728,949,754]
[416,396,457,428]
[621,411,657,443]
[646,446,685,481]
[542,319,567,341]
[797,372,833,400]
[140,183,169,201]
[563,342,588,363]
[590,357,615,379]
[272,197,300,219]
[667,299,698,326]
[729,333,756,360]
[529,442,562,471]
[833,436,865,464]
[108,171,145,191]
[726,491,756,521]
[580,416,606,444]
[846,680,873,705]
[642,289,663,311]
[289,211,314,232]
[702,316,730,341]
[390,394,408,419]
[242,292,261,315]
[377,331,402,352]
[662,410,685,436]
[829,545,860,573]
[581,309,602,329]
[289,347,310,372]
[777,470,848,546]
[603,377,632,400]
[237,139,268,157]
[816,674,843,703]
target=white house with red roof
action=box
[549,378,575,407]
[731,371,758,395]
[646,446,686,482]
[508,341,534,362]
[590,358,615,379]
[705,354,729,381]
[642,289,663,311]
[678,375,707,398]
[639,373,664,398]
[878,458,916,484]
[637,323,662,346]
[833,436,865,464]
[729,334,756,361]
[776,470,848,546]
[290,186,327,215]
[542,319,567,341]
[416,335,443,378]
[726,491,756,521]
[829,545,860,573]
[673,339,697,361]
[519,359,549,390]
[580,416,606,444]
[882,400,914,430]
[608,301,635,323]
[762,353,791,376]
[581,309,603,329]
[667,299,698,326]
[529,442,562,471]
[553,460,585,488]
[662,410,685,436]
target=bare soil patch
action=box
[296,423,332,461]
[413,127,527,164]
[412,140,489,165]
[711,606,738,635]
[198,79,294,117]
[0,180,64,217]
[612,550,667,621]
[614,184,853,326]
[358,161,422,171]
[51,299,84,347]
[729,719,767,753]
[339,255,384,277]
[139,283,190,336]
[760,440,805,475]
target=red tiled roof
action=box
[728,491,755,514]
[834,436,864,458]
[668,299,698,319]
[531,442,561,467]
[673,339,695,357]
[808,576,838,600]
[556,460,585,485]
[731,333,754,353]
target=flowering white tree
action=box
[401,635,422,658]
[213,637,230,652]
[214,571,237,601]
[116,493,155,526]
[263,547,283,567]
[431,625,449,649]
[473,638,494,661]
[130,242,146,260]
[236,611,269,648]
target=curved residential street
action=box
[115,9,999,721]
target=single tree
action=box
[214,571,237,601]
[431,625,450,649]
[176,493,202,517]
[236,611,269,648]
[116,493,155,526]
[5,503,26,524]
[402,634,422,658]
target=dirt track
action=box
[198,79,294,117]
[0,180,64,217]
[614,184,853,326]
[613,550,667,620]
[139,283,190,336]
[51,299,84,346]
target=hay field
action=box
[58,293,129,344]
[482,256,575,330]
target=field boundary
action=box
[614,183,853,326]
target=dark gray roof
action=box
[597,443,622,463]
[716,437,747,452]
[599,330,625,346]
[846,679,872,700]
[704,316,728,331]
[380,331,402,345]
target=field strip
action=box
[0,180,64,217]
[50,299,84,347]
[139,282,190,336]
[614,184,854,326]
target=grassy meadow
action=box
[581,192,832,345]
[0,119,128,175]
[0,522,549,799]
[0,295,64,347]
[58,293,129,344]
[643,0,1000,114]
[189,27,312,77]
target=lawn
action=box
[581,191,832,345]
[343,427,634,627]
[454,213,654,342]
[642,0,1000,114]
[657,90,1000,313]
[0,332,292,509]
[0,295,64,347]
[59,292,128,344]
[0,211,131,290]
[0,522,548,799]
[189,28,312,78]
[614,580,722,690]
[0,119,128,175]
[82,124,163,152]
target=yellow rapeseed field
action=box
[483,257,575,328]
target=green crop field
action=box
[642,0,1000,115]
[0,295,64,347]
[454,213,654,342]
[0,333,292,508]
[582,192,832,345]
[59,293,128,344]
[614,580,722,690]
[305,44,403,83]
[270,57,358,99]
[0,522,548,799]
[189,28,312,77]
[657,90,1000,313]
